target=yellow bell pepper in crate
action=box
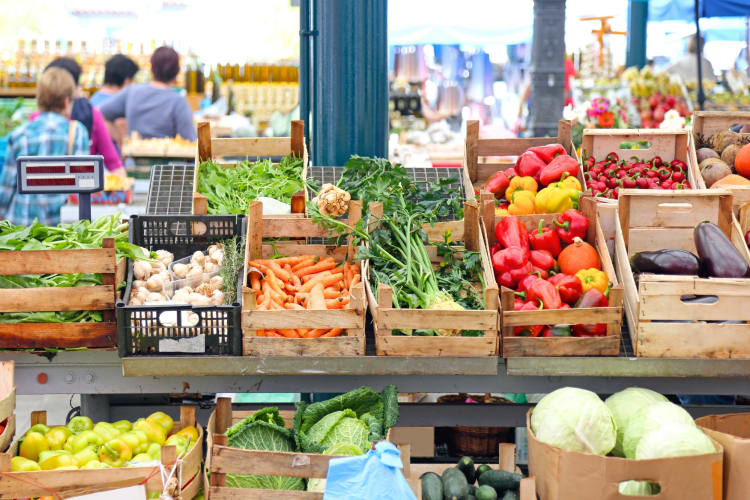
[505,176,537,202]
[576,268,609,293]
[535,185,579,213]
[508,190,536,215]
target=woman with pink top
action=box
[30,58,126,177]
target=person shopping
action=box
[31,58,126,176]
[90,54,139,107]
[0,68,89,225]
[100,46,196,141]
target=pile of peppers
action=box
[582,152,691,200]
[490,212,611,337]
[483,143,582,215]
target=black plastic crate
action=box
[117,214,245,357]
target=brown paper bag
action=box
[697,413,750,500]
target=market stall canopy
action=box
[650,0,750,20]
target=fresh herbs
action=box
[197,156,305,214]
[0,213,144,323]
[218,234,245,304]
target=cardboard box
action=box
[697,413,750,500]
[527,410,723,500]
[389,427,434,457]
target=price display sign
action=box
[16,155,104,220]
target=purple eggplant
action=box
[694,221,750,278]
[631,250,700,275]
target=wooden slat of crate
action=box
[692,110,750,196]
[366,202,500,357]
[0,406,203,498]
[193,120,308,215]
[0,239,119,349]
[489,197,623,357]
[581,128,702,200]
[241,200,366,357]
[464,119,579,203]
[615,189,750,358]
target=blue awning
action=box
[650,0,750,20]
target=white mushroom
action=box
[146,275,165,292]
[150,261,166,275]
[209,275,224,291]
[172,263,188,279]
[190,251,205,266]
[136,287,150,301]
[147,292,166,303]
[133,261,152,281]
[188,293,211,306]
[132,280,146,290]
[203,261,219,274]
[155,250,174,266]
[186,266,203,280]
[211,290,225,305]
[158,270,171,284]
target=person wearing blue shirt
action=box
[0,67,89,226]
[89,54,139,108]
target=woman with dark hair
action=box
[90,54,139,107]
[29,57,126,176]
[100,46,196,141]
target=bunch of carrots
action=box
[248,254,361,338]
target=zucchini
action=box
[475,464,492,479]
[501,491,520,500]
[420,472,443,500]
[476,485,498,500]
[442,467,470,499]
[468,484,476,495]
[477,469,522,494]
[457,456,476,484]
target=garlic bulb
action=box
[146,275,165,292]
[128,297,143,306]
[155,250,174,267]
[136,287,150,301]
[203,261,219,274]
[172,263,188,279]
[147,292,166,303]
[188,293,211,306]
[151,261,166,274]
[211,290,225,305]
[186,266,203,280]
[190,251,205,266]
[132,280,146,290]
[209,275,224,291]
[133,260,152,281]
[158,270,171,283]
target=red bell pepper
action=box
[541,324,572,337]
[515,151,546,180]
[490,243,501,256]
[554,209,589,244]
[527,279,562,310]
[514,300,544,337]
[516,273,540,295]
[528,219,562,257]
[495,216,529,251]
[547,273,582,305]
[485,170,511,199]
[572,288,609,336]
[528,143,566,164]
[493,247,532,288]
[538,155,580,186]
[529,249,555,275]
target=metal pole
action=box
[625,0,648,69]
[694,0,705,110]
[299,0,312,146]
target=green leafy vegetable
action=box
[225,407,304,491]
[218,234,245,304]
[294,385,399,454]
[197,156,304,214]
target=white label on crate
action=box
[70,485,147,500]
[159,333,206,353]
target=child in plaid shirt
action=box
[0,67,89,226]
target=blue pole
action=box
[308,0,388,166]
[626,0,648,68]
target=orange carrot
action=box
[321,328,344,337]
[323,288,340,299]
[271,255,307,266]
[344,263,353,289]
[248,259,270,268]
[305,328,329,338]
[250,273,261,291]
[256,330,266,337]
[284,283,298,295]
[326,297,350,309]
[278,329,299,338]
[284,302,304,310]
[267,261,292,282]
[300,273,343,293]
[307,283,326,310]
[350,274,361,287]
[291,272,301,287]
[292,257,317,272]
[302,270,332,283]
[265,330,284,338]
[296,258,336,278]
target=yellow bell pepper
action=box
[69,430,103,454]
[535,185,580,214]
[112,420,132,433]
[146,411,174,435]
[505,176,537,202]
[120,431,149,455]
[576,268,609,293]
[552,172,582,192]
[508,190,536,215]
[99,439,132,468]
[146,442,162,461]
[28,424,50,435]
[19,431,49,461]
[175,426,200,449]
[11,456,41,472]
[164,434,189,458]
[67,416,94,435]
[93,422,120,442]
[133,418,166,445]
[82,460,112,470]
[39,450,76,470]
[73,445,99,467]
[46,426,72,451]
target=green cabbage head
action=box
[307,409,371,453]
[619,480,659,496]
[531,387,616,455]
[605,387,668,457]
[622,402,694,458]
[635,423,716,460]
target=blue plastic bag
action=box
[323,441,417,500]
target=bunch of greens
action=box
[294,385,399,454]
[218,234,245,304]
[0,97,25,136]
[0,213,148,323]
[330,155,464,221]
[225,407,304,491]
[197,156,304,214]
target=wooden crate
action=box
[364,202,500,357]
[692,110,750,197]
[0,362,14,454]
[487,197,623,357]
[581,128,703,203]
[0,406,203,499]
[409,443,536,500]
[615,189,750,358]
[0,238,125,349]
[205,398,416,500]
[464,119,580,204]
[241,200,367,356]
[193,120,308,215]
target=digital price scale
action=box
[16,155,104,220]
